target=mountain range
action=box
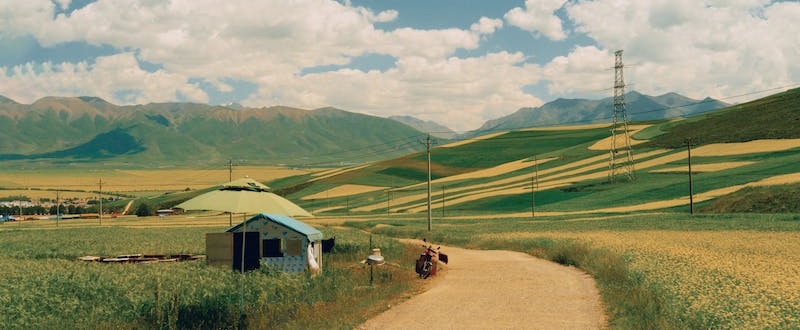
[0,96,425,167]
[473,91,727,135]
[0,91,727,167]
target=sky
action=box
[1,0,799,131]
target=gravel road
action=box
[358,243,607,329]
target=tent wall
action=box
[229,215,323,273]
[206,233,233,268]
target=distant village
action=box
[0,196,114,221]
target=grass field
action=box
[0,215,423,329]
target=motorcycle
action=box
[415,239,448,279]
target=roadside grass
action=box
[0,220,422,329]
[348,213,800,328]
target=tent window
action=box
[262,239,282,257]
[285,239,303,256]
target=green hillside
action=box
[644,87,800,148]
[271,88,800,216]
[0,98,427,167]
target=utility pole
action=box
[421,134,433,231]
[441,186,445,219]
[226,159,236,226]
[531,156,538,218]
[99,178,103,225]
[685,138,696,214]
[228,159,234,182]
[609,50,635,183]
[56,190,60,228]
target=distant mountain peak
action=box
[222,102,244,110]
[78,96,111,104]
[389,115,456,139]
[0,95,19,105]
[471,91,728,136]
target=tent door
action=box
[233,232,261,272]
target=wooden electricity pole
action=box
[685,138,696,214]
[227,159,235,226]
[56,190,60,228]
[99,178,103,225]
[422,134,433,231]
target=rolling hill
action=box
[262,88,800,216]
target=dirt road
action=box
[359,244,606,329]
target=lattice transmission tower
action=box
[608,50,636,183]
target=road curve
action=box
[358,243,606,329]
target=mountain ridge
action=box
[0,90,729,166]
[0,97,426,166]
[470,91,728,137]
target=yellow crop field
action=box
[0,189,98,201]
[302,184,386,200]
[587,124,651,150]
[650,161,755,173]
[0,166,315,193]
[484,230,800,328]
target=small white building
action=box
[206,213,323,273]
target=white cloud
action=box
[246,52,543,131]
[0,0,536,131]
[5,0,797,133]
[504,0,568,40]
[0,53,207,104]
[471,17,503,35]
[542,46,613,97]
[562,0,800,102]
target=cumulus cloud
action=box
[0,0,536,131]
[471,17,503,35]
[563,0,800,101]
[3,0,796,133]
[0,53,207,104]
[542,46,613,97]
[504,0,568,40]
[247,52,543,131]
